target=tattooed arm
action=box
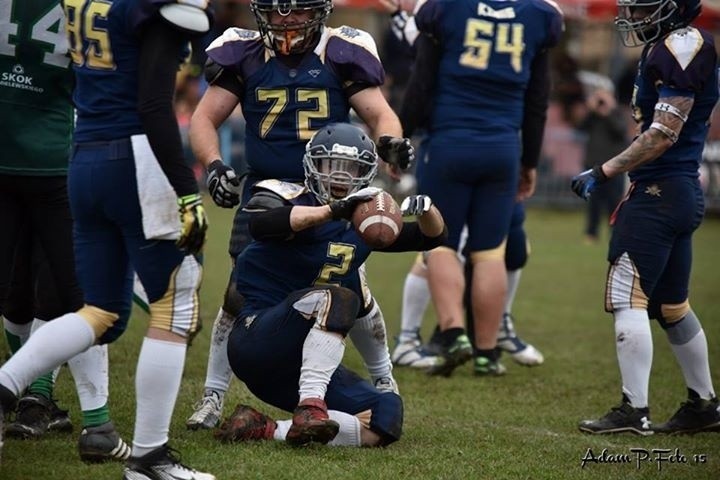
[600,95,694,178]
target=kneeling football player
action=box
[214,123,446,446]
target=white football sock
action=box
[274,420,291,441]
[0,313,95,396]
[31,319,62,382]
[504,269,522,314]
[132,337,186,456]
[67,344,109,411]
[670,330,715,400]
[328,410,362,446]
[399,272,430,342]
[299,328,344,402]
[348,302,392,381]
[272,410,361,447]
[614,309,653,408]
[203,307,235,394]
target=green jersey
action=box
[0,0,74,176]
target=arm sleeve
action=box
[244,191,295,240]
[377,223,448,252]
[399,34,441,137]
[137,21,198,197]
[520,49,550,169]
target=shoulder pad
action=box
[159,3,210,34]
[205,27,263,68]
[664,27,704,70]
[254,179,307,200]
[323,26,380,59]
[207,28,261,51]
[244,190,286,212]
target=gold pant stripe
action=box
[661,300,690,323]
[77,304,118,338]
[469,239,507,263]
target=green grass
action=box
[1,205,719,479]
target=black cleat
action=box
[654,395,720,435]
[123,444,215,480]
[426,334,473,378]
[579,401,653,436]
[78,421,131,463]
[6,394,53,439]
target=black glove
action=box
[329,187,381,221]
[377,136,414,170]
[177,193,208,255]
[206,159,241,208]
[400,195,433,216]
[570,165,608,200]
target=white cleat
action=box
[186,390,224,430]
[497,314,544,366]
[374,376,400,395]
[391,339,439,369]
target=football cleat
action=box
[214,404,277,443]
[473,356,507,376]
[496,313,544,366]
[426,333,473,378]
[579,401,653,435]
[6,393,53,439]
[186,390,224,430]
[48,400,73,433]
[391,338,439,368]
[374,376,400,395]
[78,421,131,463]
[286,398,339,446]
[123,444,215,480]
[653,395,720,435]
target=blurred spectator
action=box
[576,72,629,244]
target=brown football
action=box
[351,191,403,248]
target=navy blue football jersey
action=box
[235,180,374,316]
[630,27,718,181]
[205,26,385,181]
[413,0,562,140]
[63,0,209,142]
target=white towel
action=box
[131,134,181,240]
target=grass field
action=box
[1,204,719,480]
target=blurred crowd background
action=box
[176,0,720,213]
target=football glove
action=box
[400,195,433,216]
[390,10,410,42]
[329,187,382,221]
[206,160,241,208]
[177,193,208,255]
[571,165,608,200]
[377,136,414,170]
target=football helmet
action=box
[615,0,701,47]
[250,0,332,55]
[304,123,378,205]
